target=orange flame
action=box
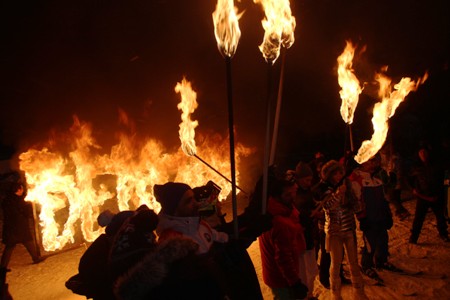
[19,113,255,251]
[354,71,428,164]
[212,0,242,58]
[254,0,296,64]
[337,40,362,124]
[176,77,199,156]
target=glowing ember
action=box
[19,113,254,251]
[337,40,362,125]
[354,71,428,164]
[212,0,242,58]
[176,77,199,156]
[254,0,296,64]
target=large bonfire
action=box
[18,79,254,252]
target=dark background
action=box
[1,0,449,173]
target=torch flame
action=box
[212,0,242,58]
[19,112,255,252]
[254,0,296,64]
[337,40,362,124]
[176,77,199,156]
[354,71,428,164]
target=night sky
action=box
[1,0,449,169]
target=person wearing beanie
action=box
[154,182,228,254]
[154,182,192,216]
[313,160,368,300]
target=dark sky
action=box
[1,0,449,168]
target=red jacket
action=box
[259,197,306,288]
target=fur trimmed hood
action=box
[114,237,199,300]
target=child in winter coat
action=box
[316,160,368,300]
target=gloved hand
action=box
[289,280,308,299]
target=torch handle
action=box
[193,154,246,194]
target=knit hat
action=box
[154,182,192,215]
[97,209,115,227]
[295,162,313,179]
[321,160,344,182]
[129,207,159,233]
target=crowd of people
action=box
[1,141,449,300]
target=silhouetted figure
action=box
[408,147,449,243]
[65,206,155,299]
[379,146,410,220]
[1,181,42,270]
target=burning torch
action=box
[175,77,246,194]
[354,70,428,164]
[212,0,242,237]
[337,40,362,154]
[254,0,296,214]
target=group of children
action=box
[258,145,448,300]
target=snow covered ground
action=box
[3,198,449,299]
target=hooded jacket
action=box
[259,196,306,288]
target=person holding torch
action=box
[314,160,368,300]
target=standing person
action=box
[115,182,228,300]
[259,178,309,300]
[315,160,368,300]
[152,181,264,300]
[1,180,43,272]
[292,162,320,300]
[350,155,396,281]
[379,145,410,220]
[309,152,326,186]
[408,147,449,243]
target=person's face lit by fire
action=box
[330,170,344,186]
[15,184,24,196]
[280,183,298,206]
[296,175,313,190]
[174,189,201,217]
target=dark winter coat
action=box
[66,208,158,300]
[114,237,225,300]
[350,169,393,230]
[1,192,33,246]
[409,160,445,200]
